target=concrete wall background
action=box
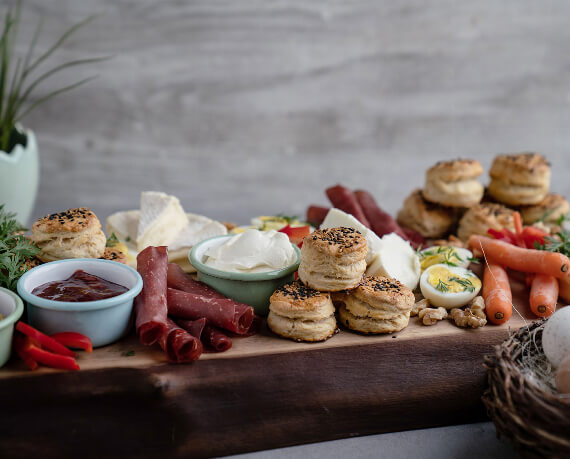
[7,0,570,224]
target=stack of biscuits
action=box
[397,159,485,239]
[267,227,415,341]
[397,153,568,243]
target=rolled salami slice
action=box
[202,325,232,352]
[176,317,207,340]
[326,185,371,228]
[159,318,202,363]
[135,246,169,346]
[306,205,330,226]
[167,288,254,334]
[167,263,225,298]
[354,190,425,248]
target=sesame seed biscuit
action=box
[520,193,569,226]
[267,280,337,342]
[100,247,127,264]
[488,153,550,205]
[298,227,367,292]
[456,202,515,241]
[423,159,484,208]
[396,189,457,238]
[31,207,107,262]
[338,304,410,334]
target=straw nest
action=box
[482,320,570,458]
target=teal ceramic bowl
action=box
[0,287,24,368]
[189,235,301,315]
[17,259,143,348]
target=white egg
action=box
[543,306,570,368]
[419,246,474,271]
[420,264,482,309]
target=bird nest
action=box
[482,320,570,458]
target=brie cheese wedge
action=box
[320,208,381,264]
[136,191,188,251]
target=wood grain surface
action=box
[0,272,534,457]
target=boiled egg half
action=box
[420,264,482,309]
[419,246,474,271]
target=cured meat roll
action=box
[159,318,202,363]
[167,288,254,335]
[202,325,232,352]
[306,205,330,226]
[326,185,371,228]
[354,190,424,248]
[176,318,207,340]
[134,246,169,346]
[167,263,225,298]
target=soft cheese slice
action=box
[320,208,381,264]
[168,213,227,260]
[106,209,139,245]
[366,233,421,290]
[136,191,188,251]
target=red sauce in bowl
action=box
[32,270,128,302]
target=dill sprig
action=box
[436,279,450,292]
[0,204,39,291]
[449,276,475,293]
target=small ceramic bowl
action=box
[0,287,24,367]
[17,258,143,348]
[189,235,301,315]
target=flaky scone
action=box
[456,202,515,241]
[267,281,337,342]
[423,159,484,208]
[100,247,127,264]
[520,193,569,226]
[335,276,414,334]
[31,208,107,262]
[396,189,457,238]
[488,153,550,206]
[298,227,367,292]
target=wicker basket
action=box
[482,320,570,458]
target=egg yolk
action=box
[427,266,481,293]
[420,247,463,270]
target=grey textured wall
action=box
[10,0,570,224]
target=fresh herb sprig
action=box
[0,204,39,291]
[436,279,450,292]
[535,230,570,257]
[449,276,476,293]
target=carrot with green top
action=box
[529,273,558,317]
[468,235,570,279]
[483,263,512,325]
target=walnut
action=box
[468,296,486,319]
[450,307,487,328]
[411,298,430,317]
[418,307,448,325]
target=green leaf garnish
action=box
[449,276,475,293]
[106,232,120,247]
[436,279,450,292]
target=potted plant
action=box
[0,1,105,224]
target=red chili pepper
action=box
[279,224,311,245]
[13,335,38,371]
[521,226,548,249]
[16,322,75,357]
[50,332,93,353]
[22,343,80,371]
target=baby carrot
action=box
[529,273,558,317]
[483,263,512,325]
[468,235,570,279]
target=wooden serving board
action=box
[0,273,535,458]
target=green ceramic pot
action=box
[0,287,24,368]
[0,126,39,225]
[190,235,301,316]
